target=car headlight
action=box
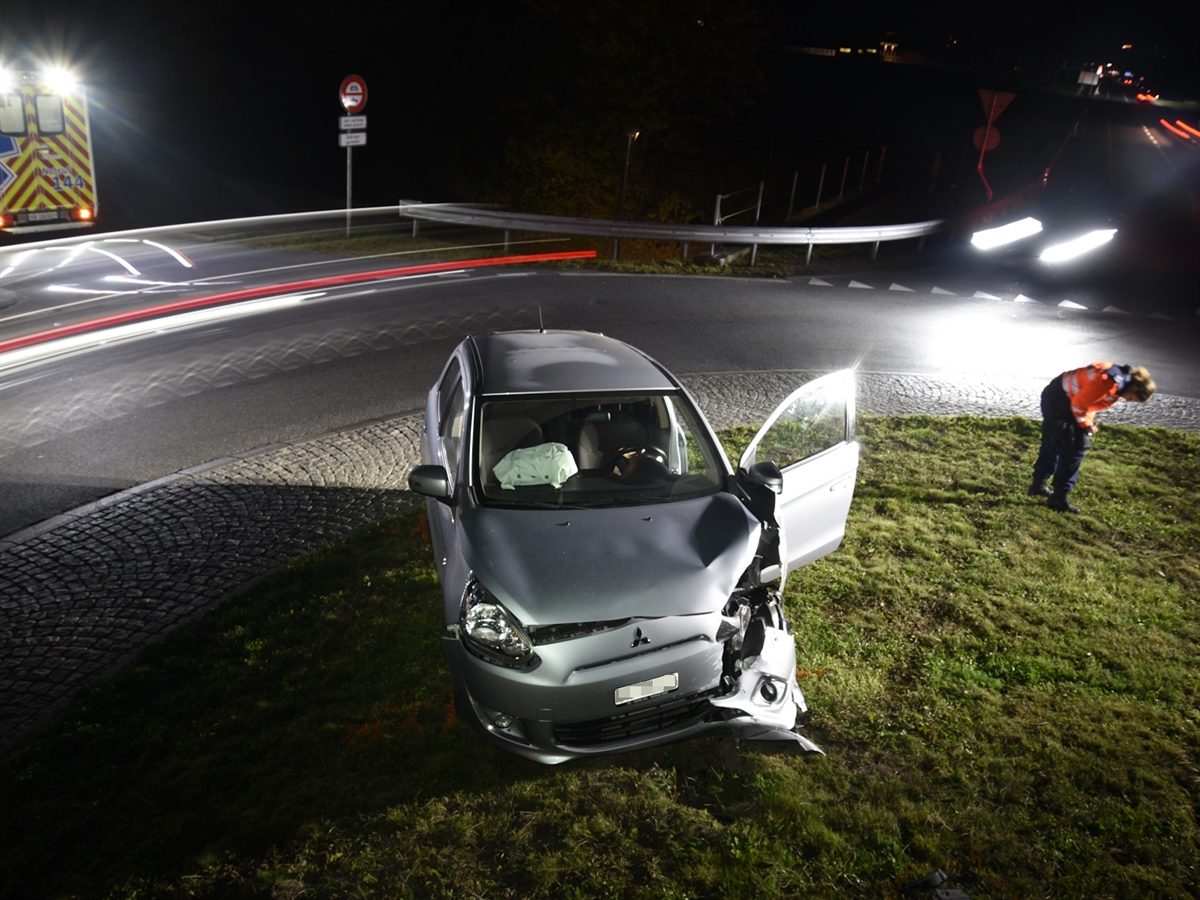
[460,579,539,668]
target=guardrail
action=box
[399,202,942,264]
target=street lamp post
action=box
[614,128,639,260]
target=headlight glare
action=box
[460,579,537,667]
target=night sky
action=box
[3,1,1196,227]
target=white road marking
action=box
[931,286,956,295]
[1103,306,1130,314]
[497,272,534,277]
[85,247,141,276]
[848,280,873,289]
[1058,300,1088,309]
[889,283,914,291]
[973,291,1002,300]
[808,277,832,286]
[1014,294,1039,303]
[1149,312,1176,321]
[141,240,195,268]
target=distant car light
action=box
[1160,119,1191,139]
[1040,230,1117,263]
[70,207,93,221]
[971,217,1043,250]
[0,70,11,93]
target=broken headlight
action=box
[460,579,539,668]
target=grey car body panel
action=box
[415,331,859,763]
[457,492,759,626]
[471,330,675,395]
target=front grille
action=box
[553,688,720,747]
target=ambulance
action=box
[0,68,96,233]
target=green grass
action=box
[2,417,1197,899]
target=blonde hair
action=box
[1128,366,1156,401]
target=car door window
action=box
[34,94,65,134]
[750,387,846,471]
[740,370,858,580]
[0,94,26,135]
[438,360,465,479]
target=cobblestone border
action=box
[2,372,1197,750]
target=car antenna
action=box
[537,306,545,333]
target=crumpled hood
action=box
[458,492,760,625]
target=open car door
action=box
[738,370,858,584]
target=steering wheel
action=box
[605,445,669,478]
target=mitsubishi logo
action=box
[630,627,650,648]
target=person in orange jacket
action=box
[1030,362,1155,512]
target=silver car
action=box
[408,330,858,764]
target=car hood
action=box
[458,492,760,625]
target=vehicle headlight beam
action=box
[970,217,1043,250]
[1040,229,1117,263]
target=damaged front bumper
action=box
[443,587,823,764]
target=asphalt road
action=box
[1,249,1196,537]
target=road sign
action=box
[340,115,367,130]
[973,126,1000,151]
[340,75,368,113]
[978,90,1015,124]
[339,132,366,147]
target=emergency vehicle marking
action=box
[0,85,95,220]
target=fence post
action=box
[711,193,722,256]
[839,157,849,199]
[859,151,870,191]
[870,240,879,261]
[918,235,926,251]
[412,217,418,238]
[787,171,798,220]
[876,146,887,182]
[805,241,813,266]
[504,230,510,253]
[682,241,688,262]
[748,182,764,266]
[929,152,941,193]
[814,162,826,209]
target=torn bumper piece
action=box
[710,621,824,754]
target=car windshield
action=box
[475,393,724,508]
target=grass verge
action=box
[1,417,1196,899]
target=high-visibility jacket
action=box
[1061,361,1129,428]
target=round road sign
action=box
[973,125,1000,152]
[340,75,368,113]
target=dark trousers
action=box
[1033,378,1088,493]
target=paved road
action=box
[3,260,1197,538]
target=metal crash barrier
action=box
[399,201,943,264]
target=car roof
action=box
[469,330,677,395]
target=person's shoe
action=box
[1028,477,1052,497]
[1048,491,1080,513]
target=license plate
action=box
[28,211,59,222]
[614,672,679,706]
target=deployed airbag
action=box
[494,442,579,489]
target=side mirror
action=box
[742,460,783,494]
[408,465,451,500]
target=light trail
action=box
[0,250,596,358]
[0,236,569,326]
[0,293,319,371]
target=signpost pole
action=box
[977,92,997,202]
[337,76,368,240]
